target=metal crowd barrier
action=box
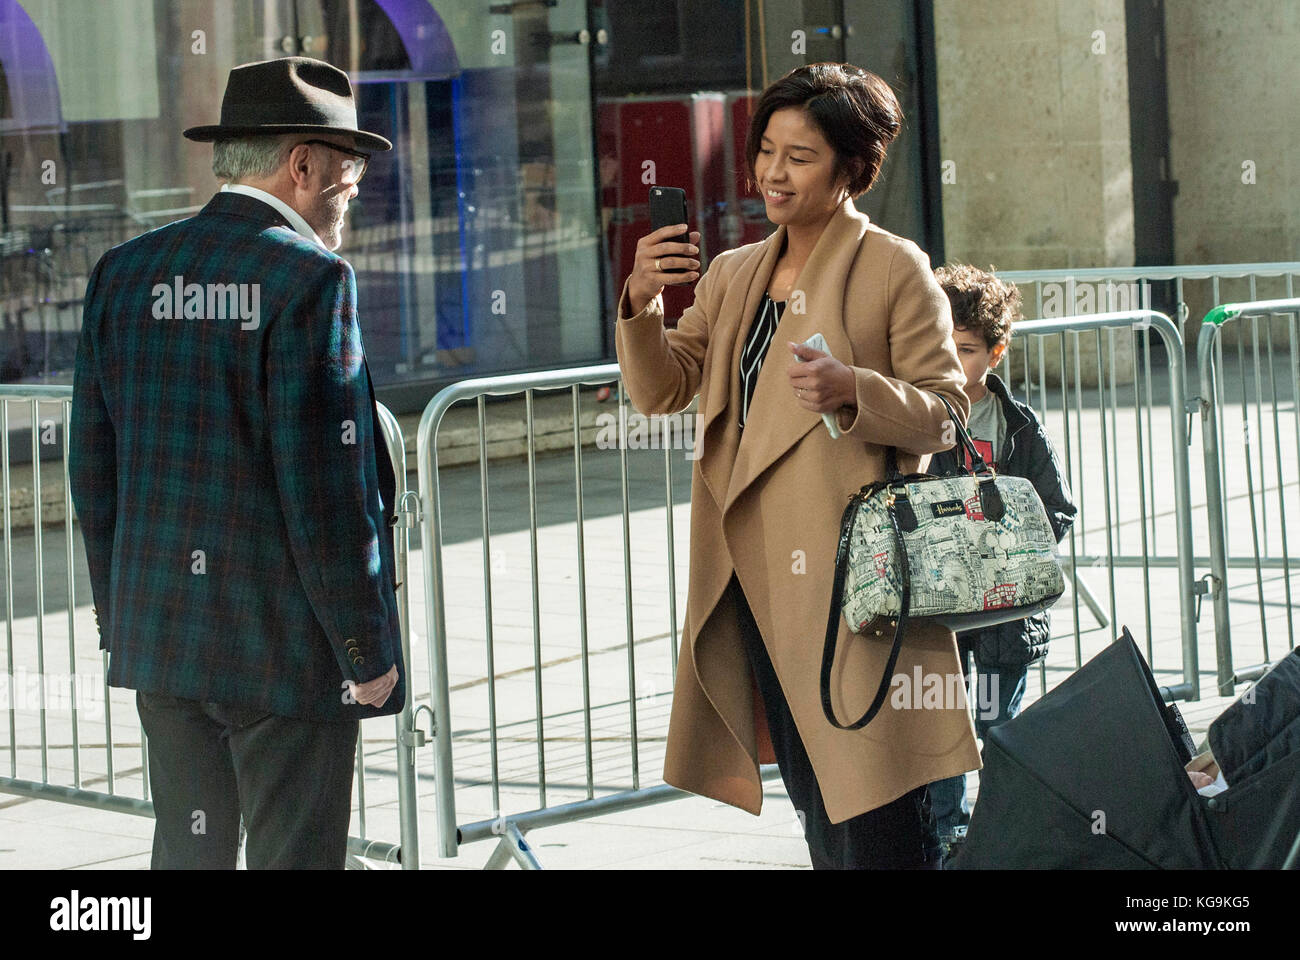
[1197,296,1300,696]
[0,384,419,869]
[1006,310,1199,703]
[999,262,1300,342]
[414,365,782,868]
[996,264,1299,700]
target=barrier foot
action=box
[483,824,543,870]
[1158,681,1197,703]
[1065,562,1110,629]
[345,835,403,868]
[1231,662,1271,689]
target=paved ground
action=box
[1,365,1296,869]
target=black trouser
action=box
[732,575,942,869]
[136,691,359,869]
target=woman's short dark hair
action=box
[745,62,903,199]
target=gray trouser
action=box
[136,691,358,869]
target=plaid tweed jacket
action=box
[69,191,405,721]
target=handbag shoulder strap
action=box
[820,495,912,730]
[884,392,990,479]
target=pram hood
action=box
[952,632,1300,869]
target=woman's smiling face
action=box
[754,106,853,230]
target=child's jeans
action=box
[930,649,1029,837]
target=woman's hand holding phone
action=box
[627,225,701,316]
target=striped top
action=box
[739,292,785,429]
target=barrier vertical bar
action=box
[1132,325,1154,662]
[477,397,501,815]
[1250,313,1267,553]
[1095,331,1118,633]
[1107,320,1121,557]
[1146,281,1158,558]
[1036,333,1047,426]
[664,432,679,678]
[525,389,546,807]
[1074,332,1085,562]
[354,740,368,840]
[1236,338,1270,662]
[30,399,48,782]
[1199,322,1234,695]
[62,398,80,787]
[2,402,15,778]
[617,381,640,789]
[1059,332,1081,674]
[1165,308,1200,702]
[416,392,459,858]
[571,386,594,800]
[375,402,420,869]
[1263,314,1295,647]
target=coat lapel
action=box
[721,198,869,515]
[694,227,785,512]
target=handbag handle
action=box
[884,393,992,481]
[820,490,912,730]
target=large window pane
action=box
[0,0,604,412]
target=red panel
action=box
[598,98,692,322]
[601,94,757,326]
[728,93,770,248]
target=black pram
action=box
[952,628,1300,869]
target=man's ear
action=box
[286,142,314,189]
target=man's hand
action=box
[348,664,398,708]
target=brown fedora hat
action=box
[184,56,392,151]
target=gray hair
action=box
[212,135,297,183]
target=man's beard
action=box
[311,191,349,250]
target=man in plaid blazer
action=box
[69,58,403,869]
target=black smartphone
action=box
[648,186,690,274]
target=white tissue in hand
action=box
[796,332,842,439]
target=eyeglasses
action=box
[299,139,370,185]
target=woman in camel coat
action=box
[614,63,980,869]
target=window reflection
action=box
[0,0,603,409]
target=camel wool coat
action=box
[614,197,982,824]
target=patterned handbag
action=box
[820,394,1065,730]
